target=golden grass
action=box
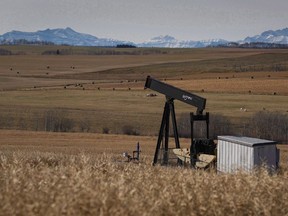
[0,130,287,216]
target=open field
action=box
[0,129,286,166]
[0,46,288,90]
[0,46,287,136]
[0,130,287,215]
[0,46,288,214]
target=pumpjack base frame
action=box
[153,97,180,165]
[190,112,212,167]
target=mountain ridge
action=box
[243,28,288,44]
[0,27,288,48]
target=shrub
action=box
[243,111,288,143]
[0,48,12,55]
[102,127,110,134]
[209,113,233,138]
[41,49,73,55]
[177,113,232,139]
[177,113,191,138]
[44,109,74,132]
[79,118,91,132]
[122,125,140,136]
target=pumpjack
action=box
[144,76,216,168]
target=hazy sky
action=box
[0,0,287,42]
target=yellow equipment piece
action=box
[173,148,216,169]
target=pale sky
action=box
[0,0,287,43]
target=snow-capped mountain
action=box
[243,28,288,44]
[0,28,229,47]
[139,35,179,48]
[0,27,133,46]
[139,35,228,48]
[0,27,288,48]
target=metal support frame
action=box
[145,76,208,166]
[153,97,180,165]
[190,112,210,166]
[190,112,210,141]
[132,142,141,161]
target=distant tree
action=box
[116,44,136,48]
[217,42,288,49]
[0,39,55,45]
[0,49,12,55]
[177,113,232,139]
[243,111,288,143]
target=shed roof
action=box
[217,136,277,147]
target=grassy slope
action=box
[0,46,287,134]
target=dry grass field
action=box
[0,47,287,134]
[0,130,287,215]
[0,46,288,215]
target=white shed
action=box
[217,136,279,173]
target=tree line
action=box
[0,109,287,143]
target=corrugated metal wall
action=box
[217,140,254,173]
[217,137,279,173]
